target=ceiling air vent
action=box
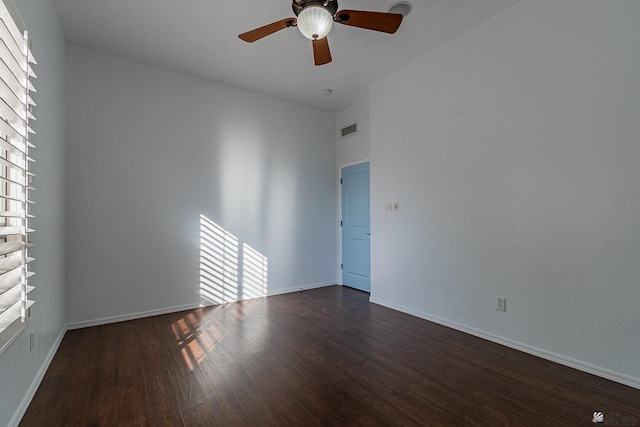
[341,123,358,138]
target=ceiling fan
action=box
[238,0,403,66]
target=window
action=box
[0,0,36,355]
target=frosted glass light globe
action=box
[297,6,334,40]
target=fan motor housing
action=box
[292,0,339,17]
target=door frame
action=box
[337,159,371,287]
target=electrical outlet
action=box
[496,297,506,312]
[29,332,35,351]
[393,202,400,212]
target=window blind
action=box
[0,0,36,355]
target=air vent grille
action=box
[341,123,358,138]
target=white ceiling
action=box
[52,0,522,112]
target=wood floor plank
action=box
[20,286,640,426]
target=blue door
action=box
[341,162,370,292]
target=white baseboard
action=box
[67,282,337,330]
[66,303,200,330]
[267,281,336,297]
[369,296,640,390]
[10,325,67,427]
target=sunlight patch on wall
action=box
[199,215,239,304]
[199,214,269,305]
[242,243,268,299]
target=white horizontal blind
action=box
[0,0,36,355]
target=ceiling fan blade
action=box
[335,10,403,34]
[312,37,332,66]
[239,18,297,43]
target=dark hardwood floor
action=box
[21,286,639,426]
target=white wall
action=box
[370,0,640,387]
[0,0,67,425]
[65,46,337,326]
[336,99,369,166]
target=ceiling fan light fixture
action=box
[297,6,334,40]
